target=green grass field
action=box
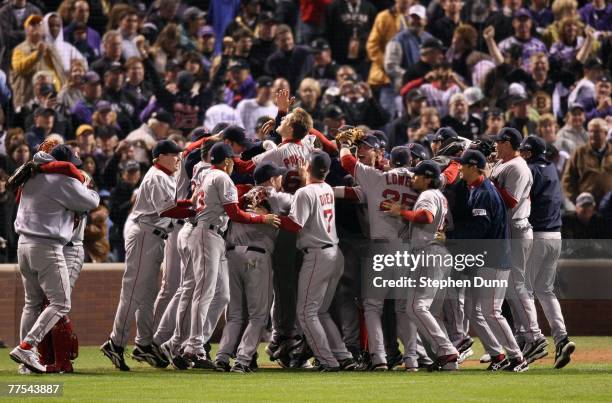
[1,337,612,402]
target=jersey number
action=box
[323,209,333,233]
[378,189,414,210]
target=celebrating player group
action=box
[9,89,575,375]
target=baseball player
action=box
[519,135,575,368]
[454,149,528,372]
[162,143,279,369]
[278,150,356,371]
[10,145,99,374]
[491,128,546,358]
[215,162,293,373]
[102,139,195,371]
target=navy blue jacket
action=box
[527,155,563,232]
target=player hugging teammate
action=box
[9,90,575,375]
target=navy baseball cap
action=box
[190,126,210,141]
[495,127,523,150]
[253,162,287,184]
[34,106,55,117]
[256,75,274,88]
[51,144,82,166]
[514,8,532,19]
[432,127,458,142]
[518,135,546,156]
[120,159,141,172]
[390,146,411,167]
[412,160,441,179]
[309,150,331,176]
[222,125,248,147]
[370,130,388,149]
[356,133,380,149]
[210,142,234,164]
[151,110,173,125]
[408,143,429,160]
[458,149,486,169]
[153,139,182,158]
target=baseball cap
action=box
[76,124,94,137]
[390,146,411,167]
[463,87,484,106]
[576,192,595,207]
[412,160,440,179]
[228,59,249,71]
[420,38,445,53]
[209,142,234,164]
[24,14,43,28]
[256,75,274,88]
[51,144,82,166]
[356,133,380,149]
[107,62,124,74]
[95,125,117,139]
[495,127,523,149]
[508,83,529,105]
[184,6,206,21]
[308,150,331,177]
[485,107,504,119]
[458,149,486,169]
[513,8,532,19]
[569,102,585,112]
[598,74,612,83]
[432,127,459,142]
[259,11,279,24]
[405,89,426,102]
[120,159,141,172]
[95,100,112,113]
[253,162,287,184]
[223,125,248,147]
[83,71,101,84]
[408,143,429,160]
[34,107,55,117]
[518,135,546,156]
[310,38,331,54]
[408,4,427,19]
[153,139,182,158]
[584,57,603,70]
[198,25,215,37]
[323,104,345,119]
[190,127,210,141]
[152,110,174,125]
[369,130,388,150]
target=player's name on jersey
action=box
[372,276,508,290]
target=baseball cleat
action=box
[522,337,548,364]
[386,351,403,370]
[504,357,529,372]
[230,362,252,374]
[214,359,231,372]
[189,354,217,370]
[480,353,492,363]
[338,357,358,371]
[160,342,189,370]
[18,364,31,375]
[457,337,474,355]
[10,346,46,374]
[428,354,459,372]
[487,354,510,371]
[371,362,388,371]
[204,342,212,361]
[100,339,129,371]
[554,338,576,369]
[318,365,340,372]
[404,367,419,372]
[132,344,169,368]
[417,357,434,368]
[458,347,474,364]
[151,342,170,368]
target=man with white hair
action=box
[441,93,482,139]
[125,110,174,150]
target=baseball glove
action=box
[7,161,39,192]
[335,127,366,147]
[244,186,272,213]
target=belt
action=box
[66,241,74,247]
[227,245,266,254]
[208,224,225,237]
[302,244,334,254]
[152,229,169,240]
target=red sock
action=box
[19,341,33,350]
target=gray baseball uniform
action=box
[216,187,293,365]
[491,157,542,344]
[64,216,87,291]
[289,182,352,368]
[15,172,99,347]
[403,189,458,360]
[110,165,178,348]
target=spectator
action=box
[386,89,426,151]
[204,88,244,130]
[483,0,524,43]
[100,63,136,136]
[125,110,173,150]
[585,74,612,121]
[506,85,538,137]
[550,17,597,68]
[384,5,433,102]
[84,204,110,263]
[58,59,86,113]
[562,118,612,204]
[441,93,481,139]
[366,0,411,119]
[71,70,102,127]
[529,52,555,94]
[296,0,331,44]
[0,0,41,70]
[63,0,101,59]
[463,86,486,122]
[496,9,548,71]
[555,102,588,156]
[430,0,463,48]
[226,59,257,107]
[307,38,338,93]
[179,7,207,52]
[123,56,153,117]
[150,23,182,75]
[338,78,388,129]
[322,104,346,138]
[399,38,445,88]
[446,24,490,84]
[248,12,278,78]
[568,57,604,107]
[197,26,217,73]
[75,124,95,157]
[562,192,607,239]
[409,106,440,150]
[117,7,140,60]
[225,0,261,37]
[265,24,314,92]
[542,0,580,48]
[145,0,180,43]
[232,27,255,61]
[91,30,124,78]
[237,76,277,138]
[42,12,87,75]
[417,61,464,118]
[0,169,17,262]
[109,159,141,262]
[482,107,505,136]
[324,0,377,72]
[579,0,612,32]
[530,0,554,34]
[25,107,54,150]
[3,141,31,174]
[294,77,324,125]
[10,14,66,111]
